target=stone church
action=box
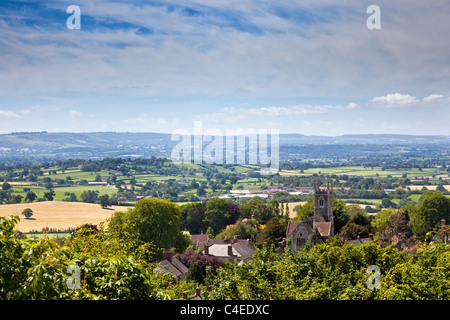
[286,180,334,253]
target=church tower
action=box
[313,178,333,222]
[286,177,335,253]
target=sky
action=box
[0,0,449,136]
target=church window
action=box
[319,197,325,207]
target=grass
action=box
[8,184,117,202]
[279,166,449,179]
[408,194,422,202]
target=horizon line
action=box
[1,131,449,138]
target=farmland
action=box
[280,165,449,180]
[0,151,449,234]
[0,201,124,233]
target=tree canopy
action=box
[410,191,450,239]
[108,198,191,253]
[205,240,450,300]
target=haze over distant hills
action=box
[0,131,449,165]
[2,131,449,147]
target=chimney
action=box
[163,250,172,262]
[233,235,238,243]
[228,245,233,256]
[369,233,374,240]
[182,291,188,300]
[196,285,201,297]
[204,244,209,255]
[441,218,446,228]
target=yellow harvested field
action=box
[286,201,306,218]
[407,185,450,191]
[0,201,129,232]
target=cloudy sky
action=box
[0,0,449,135]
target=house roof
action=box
[204,239,256,258]
[232,241,256,258]
[207,244,238,257]
[156,257,188,278]
[347,237,372,245]
[191,233,209,244]
[170,257,189,274]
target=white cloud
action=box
[122,113,178,132]
[1,1,450,100]
[198,102,358,123]
[1,1,450,135]
[246,103,357,116]
[68,109,82,117]
[20,109,33,115]
[0,110,22,118]
[0,108,34,118]
[423,94,444,102]
[369,93,449,108]
[370,93,418,108]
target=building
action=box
[190,232,209,250]
[347,234,374,245]
[88,181,108,185]
[286,180,334,253]
[201,237,256,264]
[154,251,189,281]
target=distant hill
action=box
[279,133,450,145]
[0,131,449,164]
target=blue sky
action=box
[0,0,449,135]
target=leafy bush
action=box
[0,215,179,300]
[204,239,450,300]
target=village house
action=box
[346,234,374,245]
[190,232,209,250]
[87,181,108,186]
[201,237,256,264]
[154,250,189,281]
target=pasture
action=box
[279,166,449,180]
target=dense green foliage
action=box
[0,215,184,300]
[2,197,450,300]
[108,198,191,253]
[409,191,450,239]
[205,240,450,300]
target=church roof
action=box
[314,222,332,237]
[286,220,315,237]
[286,221,301,236]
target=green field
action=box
[280,166,449,179]
[8,183,116,201]
[3,162,450,212]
